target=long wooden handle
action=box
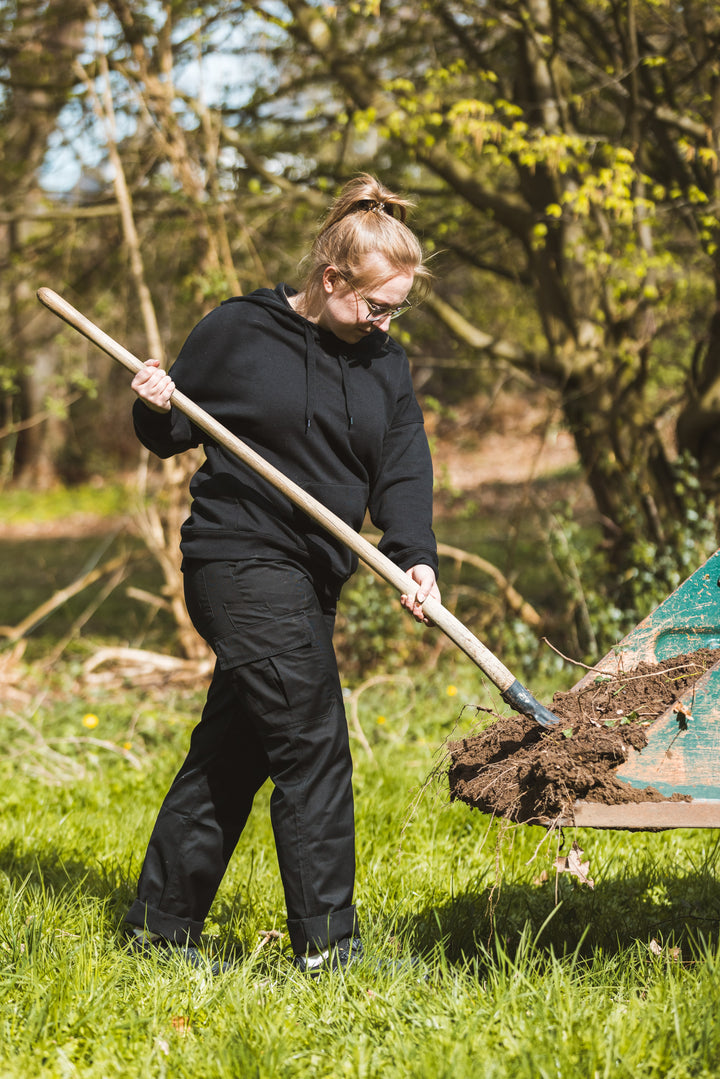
[37,286,560,726]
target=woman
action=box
[125,174,441,975]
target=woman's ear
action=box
[321,265,340,295]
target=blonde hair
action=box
[300,174,431,305]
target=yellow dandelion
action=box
[446,685,458,697]
[82,713,99,729]
[377,715,387,725]
[123,741,132,751]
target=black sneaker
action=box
[125,933,232,975]
[293,936,363,978]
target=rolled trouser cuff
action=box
[125,899,204,946]
[287,905,359,954]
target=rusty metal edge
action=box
[564,800,720,830]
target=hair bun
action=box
[298,173,429,298]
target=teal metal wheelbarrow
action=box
[568,549,720,829]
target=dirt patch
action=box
[447,649,720,825]
[428,393,577,489]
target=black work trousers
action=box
[125,558,357,954]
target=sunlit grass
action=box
[1,488,719,1075]
[0,661,719,1077]
[1,480,132,526]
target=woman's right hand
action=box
[131,358,175,413]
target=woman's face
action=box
[317,260,415,344]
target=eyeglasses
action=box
[339,274,412,322]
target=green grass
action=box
[1,661,720,1078]
[2,481,131,526]
[2,488,720,1076]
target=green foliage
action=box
[543,454,718,661]
[335,571,433,677]
[612,455,718,609]
[181,268,239,309]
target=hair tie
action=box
[354,198,392,217]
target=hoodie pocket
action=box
[301,482,368,531]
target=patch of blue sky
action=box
[40,4,281,195]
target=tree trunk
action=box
[676,301,720,492]
[561,365,681,549]
[1,0,91,486]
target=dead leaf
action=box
[552,840,595,888]
[171,1016,191,1035]
[533,869,549,886]
[648,938,681,961]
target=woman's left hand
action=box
[401,565,441,626]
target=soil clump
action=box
[447,649,720,825]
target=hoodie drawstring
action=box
[303,324,355,433]
[303,324,317,432]
[338,357,354,428]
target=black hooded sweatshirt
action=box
[133,284,438,590]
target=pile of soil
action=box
[447,649,720,826]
